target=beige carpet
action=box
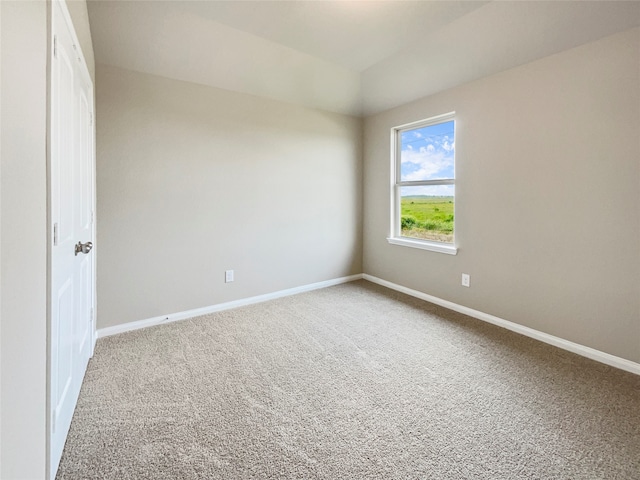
[57,280,640,479]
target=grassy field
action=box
[401,196,454,243]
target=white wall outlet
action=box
[225,270,234,283]
[461,273,470,287]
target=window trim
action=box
[387,112,458,255]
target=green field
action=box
[401,196,454,243]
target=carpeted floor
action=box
[57,280,640,479]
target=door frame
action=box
[47,1,96,478]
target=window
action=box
[388,112,457,255]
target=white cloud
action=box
[401,147,453,181]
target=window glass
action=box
[400,120,455,182]
[400,185,454,244]
[392,113,455,250]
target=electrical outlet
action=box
[461,273,470,287]
[225,270,234,283]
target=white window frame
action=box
[387,112,457,255]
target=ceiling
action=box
[87,1,640,117]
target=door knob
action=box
[74,241,93,256]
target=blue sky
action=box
[400,120,454,196]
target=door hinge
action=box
[91,210,94,224]
[90,307,94,324]
[53,223,58,246]
[90,112,93,127]
[53,35,57,58]
[52,412,56,433]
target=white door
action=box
[50,1,95,477]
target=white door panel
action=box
[53,278,73,416]
[50,1,95,478]
[78,259,90,353]
[75,82,93,366]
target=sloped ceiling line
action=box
[87,0,640,117]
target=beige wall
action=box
[363,27,640,364]
[0,1,48,478]
[96,65,362,329]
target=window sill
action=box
[387,237,458,255]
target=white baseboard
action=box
[363,274,640,376]
[96,271,639,376]
[96,274,363,339]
